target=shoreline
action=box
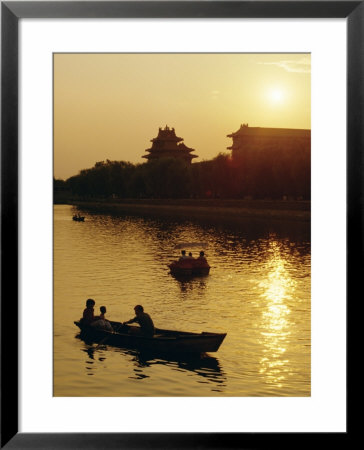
[58,198,311,222]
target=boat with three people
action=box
[168,250,210,277]
[74,320,226,354]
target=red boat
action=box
[168,258,210,276]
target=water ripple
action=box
[54,205,310,397]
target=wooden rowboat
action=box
[74,320,226,354]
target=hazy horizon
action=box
[54,53,311,180]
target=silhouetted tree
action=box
[143,157,192,198]
[64,147,310,200]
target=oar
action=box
[93,334,110,350]
[93,323,123,350]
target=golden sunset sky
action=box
[54,53,311,180]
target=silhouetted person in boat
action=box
[99,306,107,320]
[179,250,188,260]
[91,305,113,331]
[123,305,155,337]
[197,251,208,263]
[187,252,194,259]
[81,298,96,326]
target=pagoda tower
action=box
[143,125,198,163]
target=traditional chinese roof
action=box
[143,126,198,162]
[226,124,311,154]
[227,123,311,139]
[151,125,183,144]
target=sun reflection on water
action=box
[257,239,297,389]
[54,206,311,396]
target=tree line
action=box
[54,151,310,201]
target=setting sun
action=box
[52,52,311,399]
[269,88,284,103]
[54,53,310,179]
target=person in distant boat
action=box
[122,305,155,337]
[197,251,208,263]
[187,252,194,259]
[81,298,96,326]
[91,305,113,331]
[179,250,188,260]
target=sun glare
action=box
[269,89,284,103]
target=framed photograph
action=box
[2,1,358,448]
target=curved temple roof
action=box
[143,125,198,163]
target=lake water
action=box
[54,204,310,396]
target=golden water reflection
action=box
[257,238,297,389]
[54,206,310,396]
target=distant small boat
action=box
[168,259,210,277]
[74,320,226,354]
[72,215,85,222]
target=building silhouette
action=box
[227,123,311,161]
[143,125,198,163]
[226,123,311,199]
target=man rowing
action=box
[123,305,155,337]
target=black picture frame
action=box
[1,1,358,448]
